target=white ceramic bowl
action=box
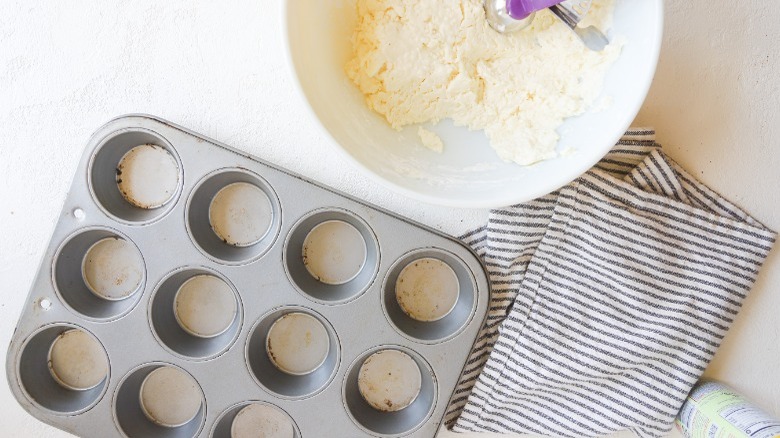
[284,1,663,208]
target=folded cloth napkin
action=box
[445,130,776,438]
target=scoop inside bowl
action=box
[284,0,662,207]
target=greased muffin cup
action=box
[284,209,380,304]
[16,324,110,415]
[246,306,340,399]
[53,228,146,321]
[113,363,206,438]
[6,115,490,437]
[149,267,243,361]
[88,128,183,224]
[344,346,437,436]
[187,168,281,265]
[211,401,300,438]
[382,248,478,344]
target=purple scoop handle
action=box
[506,0,564,20]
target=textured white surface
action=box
[0,1,777,437]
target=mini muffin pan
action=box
[5,115,490,437]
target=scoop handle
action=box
[506,0,564,20]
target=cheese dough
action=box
[417,127,444,153]
[346,0,619,165]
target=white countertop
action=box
[0,1,777,437]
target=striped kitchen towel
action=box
[445,129,776,438]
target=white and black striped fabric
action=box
[445,130,776,438]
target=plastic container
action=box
[676,381,780,438]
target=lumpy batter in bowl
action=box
[346,0,620,165]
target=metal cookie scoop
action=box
[485,0,610,51]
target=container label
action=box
[676,382,780,438]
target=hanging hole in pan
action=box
[38,298,53,311]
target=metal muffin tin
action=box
[5,115,490,437]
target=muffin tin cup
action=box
[343,346,437,437]
[186,169,282,265]
[16,323,110,415]
[88,128,183,225]
[113,362,206,438]
[266,312,331,376]
[246,306,340,399]
[284,209,380,304]
[81,237,145,302]
[6,115,490,438]
[382,249,478,344]
[53,227,146,321]
[149,267,243,361]
[211,401,301,438]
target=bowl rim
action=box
[281,0,665,209]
